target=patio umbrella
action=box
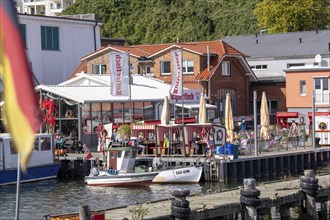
[198,94,207,124]
[260,91,270,140]
[160,96,169,125]
[225,93,234,143]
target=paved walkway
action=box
[104,175,330,220]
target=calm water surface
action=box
[0,179,238,220]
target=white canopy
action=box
[36,74,174,104]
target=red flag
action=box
[85,152,93,160]
[0,0,43,170]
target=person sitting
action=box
[269,133,276,150]
[239,120,247,132]
[137,133,146,155]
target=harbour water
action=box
[0,179,238,220]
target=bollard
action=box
[300,169,319,219]
[79,205,91,220]
[171,189,190,220]
[240,178,260,220]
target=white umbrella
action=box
[198,94,207,124]
[225,93,234,143]
[260,91,270,140]
[160,96,169,125]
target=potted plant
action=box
[117,124,131,141]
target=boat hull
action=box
[152,165,203,183]
[85,171,159,187]
[0,163,60,186]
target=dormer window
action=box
[222,61,230,76]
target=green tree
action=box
[254,0,330,33]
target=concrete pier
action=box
[103,174,330,220]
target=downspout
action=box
[93,21,98,51]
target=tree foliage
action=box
[254,0,330,33]
[61,0,329,44]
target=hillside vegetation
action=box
[62,0,329,45]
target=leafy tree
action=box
[61,0,328,44]
[254,0,330,33]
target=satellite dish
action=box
[315,54,322,63]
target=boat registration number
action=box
[175,169,190,175]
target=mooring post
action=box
[78,205,91,220]
[240,178,260,220]
[171,189,191,220]
[300,169,319,219]
[279,205,291,219]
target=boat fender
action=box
[65,169,75,179]
[106,169,119,175]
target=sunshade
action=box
[260,91,270,140]
[225,93,234,143]
[160,96,169,125]
[198,95,207,124]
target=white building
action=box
[18,13,102,85]
[222,30,330,81]
[16,0,75,16]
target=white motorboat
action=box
[84,146,158,186]
[0,133,59,186]
[152,164,203,183]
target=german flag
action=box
[0,1,43,171]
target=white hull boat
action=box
[85,170,159,186]
[152,165,203,183]
[85,146,158,186]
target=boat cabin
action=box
[105,147,140,173]
[0,133,54,170]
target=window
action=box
[287,63,305,68]
[146,66,151,74]
[41,26,59,50]
[249,100,278,115]
[250,65,267,70]
[92,64,106,74]
[300,80,306,96]
[161,61,171,75]
[314,78,329,103]
[222,61,230,76]
[183,60,194,74]
[19,24,27,48]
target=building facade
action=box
[16,0,75,16]
[72,41,257,120]
[17,13,101,85]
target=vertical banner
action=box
[170,50,183,96]
[110,52,129,97]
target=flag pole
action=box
[15,153,21,220]
[128,51,132,124]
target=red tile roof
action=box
[74,40,247,81]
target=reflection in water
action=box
[1,180,235,220]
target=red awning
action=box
[308,112,330,118]
[276,112,298,118]
[175,117,195,124]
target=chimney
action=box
[299,38,302,43]
[256,39,258,44]
[176,38,179,43]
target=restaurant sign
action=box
[169,89,201,103]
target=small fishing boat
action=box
[152,164,203,184]
[0,133,60,186]
[84,146,159,186]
